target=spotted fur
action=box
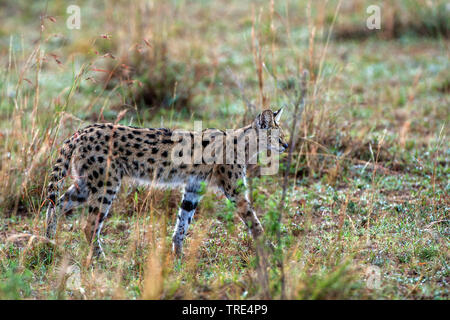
[45,109,288,258]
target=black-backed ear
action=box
[273,107,284,124]
[256,110,273,129]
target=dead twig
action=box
[276,69,309,299]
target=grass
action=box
[0,0,448,299]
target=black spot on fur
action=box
[99,197,110,205]
[181,200,197,212]
[48,194,56,203]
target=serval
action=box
[45,108,288,258]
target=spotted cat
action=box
[45,109,288,258]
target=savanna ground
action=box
[0,0,448,300]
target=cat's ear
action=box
[273,107,284,124]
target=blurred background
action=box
[0,0,448,300]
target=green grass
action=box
[0,0,448,299]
